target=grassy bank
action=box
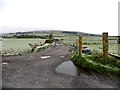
[71,53,120,76]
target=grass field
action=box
[82,36,119,54]
[1,38,46,53]
[1,35,119,55]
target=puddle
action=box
[56,60,91,76]
[56,61,77,76]
[40,56,51,59]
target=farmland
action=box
[2,38,46,53]
[1,35,120,53]
[1,34,119,56]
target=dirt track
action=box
[2,45,119,88]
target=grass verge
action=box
[71,53,120,76]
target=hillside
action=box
[1,30,101,38]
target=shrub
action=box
[44,39,53,43]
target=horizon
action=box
[1,29,119,36]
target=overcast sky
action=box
[0,0,119,35]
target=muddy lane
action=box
[2,45,119,88]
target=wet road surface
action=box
[2,45,119,88]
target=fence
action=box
[75,32,115,63]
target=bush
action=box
[44,39,53,43]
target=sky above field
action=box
[0,0,119,35]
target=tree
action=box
[48,33,54,40]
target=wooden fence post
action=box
[102,32,108,63]
[78,36,82,55]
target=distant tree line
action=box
[2,35,49,39]
[62,31,78,35]
[2,34,65,39]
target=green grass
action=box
[1,34,119,56]
[87,52,120,68]
[2,38,46,53]
[71,35,119,76]
[72,54,120,76]
[62,35,79,45]
[82,36,119,55]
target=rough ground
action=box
[2,45,119,88]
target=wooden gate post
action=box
[78,36,82,55]
[102,32,108,63]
